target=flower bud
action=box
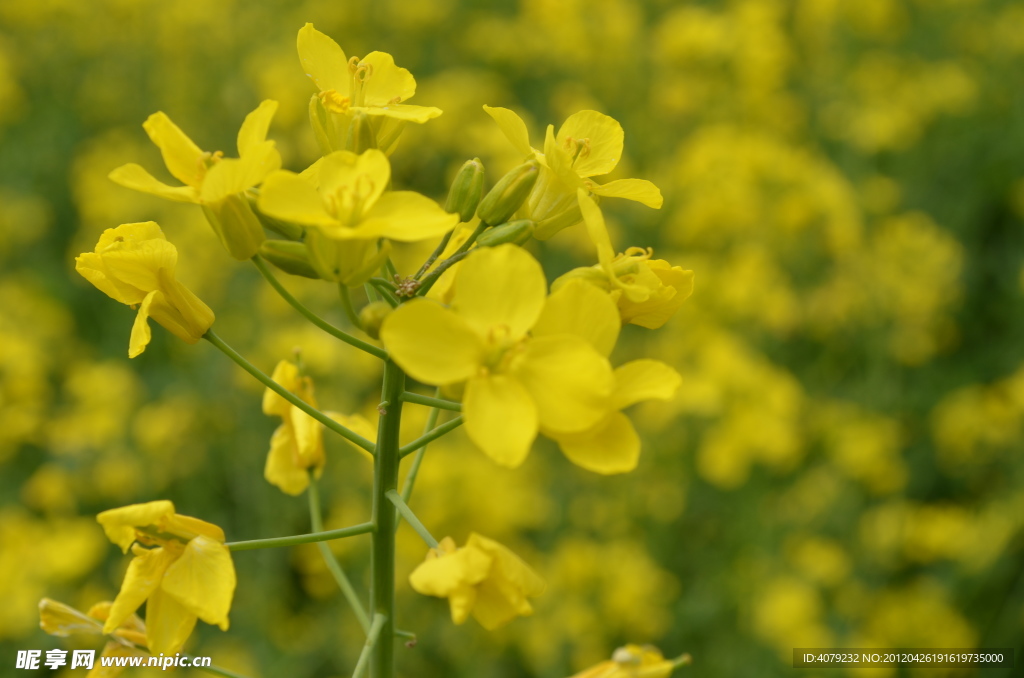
[346,111,377,154]
[476,160,539,226]
[308,94,337,155]
[259,240,320,279]
[306,229,392,286]
[445,158,485,222]
[201,194,265,260]
[358,301,392,340]
[534,203,584,240]
[476,219,535,247]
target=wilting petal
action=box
[380,299,484,385]
[258,170,337,228]
[483,105,534,157]
[453,245,546,340]
[512,335,614,434]
[145,585,198,656]
[356,191,458,241]
[556,110,624,178]
[532,279,620,357]
[589,177,663,209]
[297,23,350,95]
[554,411,640,475]
[612,359,681,409]
[237,100,278,156]
[162,536,236,630]
[104,544,179,633]
[262,360,302,417]
[97,500,176,552]
[39,598,104,637]
[108,164,199,203]
[128,290,157,358]
[359,51,416,106]
[464,374,538,468]
[142,112,206,189]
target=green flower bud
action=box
[201,194,265,260]
[476,160,540,226]
[358,301,393,340]
[346,111,377,154]
[476,219,536,247]
[259,240,320,279]
[445,158,485,222]
[308,94,336,155]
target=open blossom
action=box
[96,501,236,656]
[555,190,694,329]
[409,534,545,630]
[484,105,662,238]
[109,101,280,259]
[381,244,617,468]
[569,645,682,678]
[74,222,214,358]
[263,360,325,496]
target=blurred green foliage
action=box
[2,0,1024,676]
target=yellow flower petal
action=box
[317,149,390,217]
[620,263,694,329]
[150,274,215,342]
[327,412,377,460]
[590,177,664,209]
[532,278,620,357]
[257,170,336,228]
[464,375,538,468]
[556,110,624,178]
[97,500,176,552]
[265,425,313,496]
[578,189,615,269]
[380,299,484,385]
[544,124,582,188]
[104,544,179,633]
[453,245,546,340]
[467,533,545,597]
[356,191,459,241]
[98,238,178,301]
[466,533,545,629]
[262,360,302,417]
[128,289,157,358]
[161,535,236,630]
[200,143,281,203]
[359,103,442,123]
[409,545,492,598]
[142,112,205,189]
[236,100,278,157]
[108,163,199,203]
[160,514,226,543]
[359,51,416,106]
[483,105,534,157]
[145,585,198,656]
[612,359,681,410]
[512,335,614,434]
[39,598,103,637]
[297,23,350,95]
[554,411,640,475]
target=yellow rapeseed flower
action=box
[409,534,545,630]
[569,645,682,678]
[555,190,693,329]
[96,501,236,656]
[262,360,325,496]
[298,23,441,154]
[109,101,280,259]
[484,106,662,238]
[380,245,617,468]
[257,149,457,284]
[39,598,147,676]
[75,222,214,358]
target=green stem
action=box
[415,250,470,297]
[386,490,438,548]
[309,475,371,633]
[395,398,439,534]
[400,391,461,412]
[672,654,694,669]
[352,613,388,678]
[399,416,463,458]
[226,521,374,551]
[368,278,400,307]
[370,360,404,677]
[414,230,454,280]
[364,282,381,303]
[253,256,386,360]
[339,284,366,330]
[204,330,376,455]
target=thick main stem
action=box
[370,360,404,678]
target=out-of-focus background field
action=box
[2,0,1023,676]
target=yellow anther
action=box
[347,56,361,72]
[319,89,352,113]
[354,63,373,81]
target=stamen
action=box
[348,56,361,73]
[319,90,352,113]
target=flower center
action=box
[325,174,377,227]
[347,56,375,107]
[562,136,592,167]
[319,89,351,113]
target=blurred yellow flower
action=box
[96,501,236,656]
[262,360,325,496]
[381,245,616,468]
[555,191,693,329]
[483,105,662,238]
[569,644,682,678]
[298,22,442,153]
[409,533,544,630]
[109,101,280,259]
[39,598,147,675]
[75,222,214,358]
